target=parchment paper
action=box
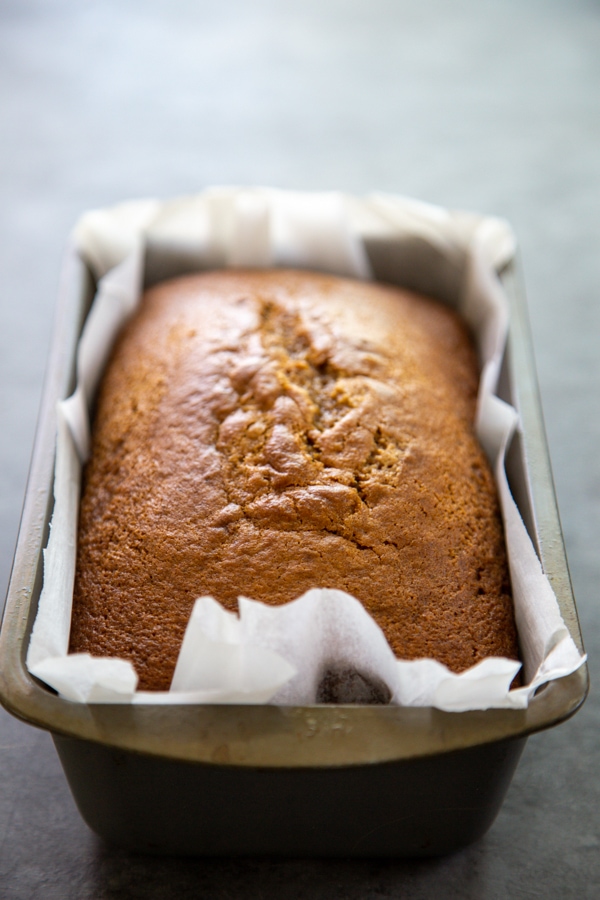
[27,188,585,710]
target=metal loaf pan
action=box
[0,238,588,857]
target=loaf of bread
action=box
[70,269,519,692]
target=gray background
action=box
[1,0,599,897]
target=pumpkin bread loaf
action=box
[70,269,519,691]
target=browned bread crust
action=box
[70,269,519,691]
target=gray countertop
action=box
[1,1,599,897]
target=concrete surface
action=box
[1,1,599,897]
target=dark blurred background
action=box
[1,1,599,897]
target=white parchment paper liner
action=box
[27,188,585,709]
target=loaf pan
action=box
[0,237,588,857]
